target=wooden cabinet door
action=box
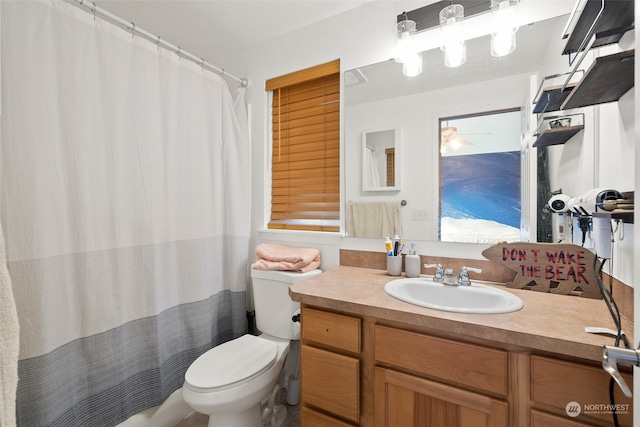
[374,367,508,427]
[531,355,633,427]
[301,344,360,423]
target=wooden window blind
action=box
[265,60,340,232]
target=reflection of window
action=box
[385,148,395,187]
[439,109,521,243]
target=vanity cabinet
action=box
[300,307,361,426]
[530,355,633,427]
[374,325,509,427]
[298,305,633,427]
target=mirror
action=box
[344,14,586,243]
[362,129,400,191]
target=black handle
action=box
[291,313,301,323]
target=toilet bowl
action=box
[182,334,290,427]
[182,267,322,427]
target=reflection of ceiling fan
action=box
[440,126,491,154]
[441,126,472,153]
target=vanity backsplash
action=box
[339,248,633,322]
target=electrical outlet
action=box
[412,209,430,221]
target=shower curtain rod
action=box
[67,0,249,87]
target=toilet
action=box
[182,267,322,427]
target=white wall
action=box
[228,0,635,287]
[233,0,417,269]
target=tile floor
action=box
[174,393,300,427]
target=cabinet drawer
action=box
[374,325,508,396]
[302,344,360,423]
[301,407,357,427]
[302,307,361,353]
[531,409,597,427]
[531,355,633,426]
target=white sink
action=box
[384,278,524,314]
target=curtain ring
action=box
[199,57,205,70]
[128,22,136,38]
[176,46,181,60]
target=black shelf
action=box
[562,0,634,56]
[561,49,634,110]
[533,125,584,148]
[532,83,577,114]
[533,49,634,117]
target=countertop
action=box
[288,266,634,362]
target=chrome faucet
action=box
[458,266,483,286]
[423,263,444,282]
[443,268,457,285]
[458,267,482,286]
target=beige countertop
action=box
[289,266,633,362]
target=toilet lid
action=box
[185,335,278,390]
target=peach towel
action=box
[252,243,321,273]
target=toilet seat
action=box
[184,335,278,392]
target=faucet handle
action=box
[423,263,444,282]
[458,266,482,286]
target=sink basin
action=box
[384,278,524,314]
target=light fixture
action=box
[439,3,466,68]
[490,0,519,57]
[395,14,423,77]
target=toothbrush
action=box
[385,237,394,256]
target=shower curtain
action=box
[365,148,381,188]
[1,1,250,426]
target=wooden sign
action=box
[482,242,601,299]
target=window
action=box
[265,60,340,232]
[439,108,522,243]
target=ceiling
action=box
[97,0,373,67]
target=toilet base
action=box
[268,403,288,427]
[206,405,261,427]
[204,402,287,427]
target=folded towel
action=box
[252,243,321,273]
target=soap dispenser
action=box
[405,243,421,278]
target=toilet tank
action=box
[251,268,322,340]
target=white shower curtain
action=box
[365,148,381,188]
[1,1,250,426]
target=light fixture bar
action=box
[398,0,491,32]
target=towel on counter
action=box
[346,201,403,238]
[252,243,321,273]
[0,224,19,427]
